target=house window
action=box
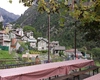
[56,50,58,53]
[17,31,19,33]
[31,33,33,36]
[42,47,44,50]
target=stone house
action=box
[5,23,12,30]
[25,31,33,37]
[24,31,37,48]
[50,41,59,47]
[37,37,48,51]
[53,46,65,54]
[65,49,83,59]
[28,36,37,48]
[15,28,24,37]
[50,41,59,53]
[21,36,28,42]
[0,30,11,51]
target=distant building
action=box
[65,49,83,59]
[5,23,12,30]
[11,28,24,39]
[24,31,37,48]
[0,15,4,22]
[9,31,16,39]
[37,37,48,51]
[50,41,59,54]
[15,28,24,37]
[0,30,11,51]
[11,38,17,49]
[50,41,59,47]
[21,36,28,42]
[28,36,37,48]
[25,31,33,37]
[53,46,65,54]
[10,38,20,51]
[0,15,4,29]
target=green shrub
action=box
[92,48,100,57]
[29,50,41,54]
[22,57,28,62]
[41,50,48,54]
[19,41,28,50]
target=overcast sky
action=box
[0,0,28,15]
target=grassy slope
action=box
[0,50,13,58]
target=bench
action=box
[83,73,100,80]
[51,74,73,80]
[72,66,100,80]
[51,66,100,80]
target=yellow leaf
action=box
[64,0,68,5]
[9,0,12,3]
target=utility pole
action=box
[72,0,77,59]
[74,21,77,59]
[48,14,50,62]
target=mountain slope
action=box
[0,7,20,23]
[16,5,38,26]
[16,5,82,48]
[16,5,98,49]
[16,5,60,36]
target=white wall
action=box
[38,40,48,51]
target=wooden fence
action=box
[0,62,35,69]
[0,58,35,69]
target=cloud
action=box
[0,0,28,15]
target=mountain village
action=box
[0,0,100,80]
[0,14,85,61]
[0,15,67,55]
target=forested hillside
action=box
[16,5,99,49]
